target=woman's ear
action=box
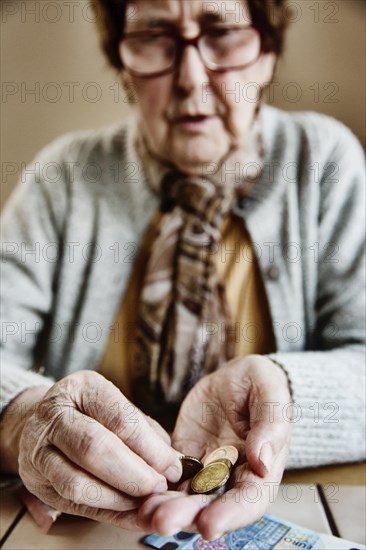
[258,52,277,87]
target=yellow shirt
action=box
[98,212,275,399]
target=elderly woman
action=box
[0,0,365,541]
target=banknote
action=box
[143,514,365,550]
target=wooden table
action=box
[1,463,365,549]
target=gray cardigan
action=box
[1,105,365,468]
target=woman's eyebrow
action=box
[199,11,250,25]
[199,12,227,25]
[128,17,177,31]
[126,11,237,33]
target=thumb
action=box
[245,400,293,477]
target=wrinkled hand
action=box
[17,371,182,530]
[139,355,293,540]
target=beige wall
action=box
[1,0,365,208]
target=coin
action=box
[203,445,239,467]
[209,458,233,471]
[179,455,204,482]
[191,462,230,494]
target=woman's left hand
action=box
[138,355,293,540]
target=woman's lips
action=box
[172,114,214,130]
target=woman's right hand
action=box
[15,371,182,529]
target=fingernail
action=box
[205,532,223,541]
[164,462,182,483]
[259,441,273,472]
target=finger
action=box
[246,367,292,477]
[46,409,169,496]
[32,483,144,531]
[151,493,217,536]
[196,487,267,540]
[34,446,139,512]
[145,416,171,446]
[245,422,290,477]
[69,373,183,482]
[138,491,183,531]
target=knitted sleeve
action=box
[0,136,72,412]
[266,116,366,468]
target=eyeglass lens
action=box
[120,27,261,75]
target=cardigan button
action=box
[266,265,280,281]
[237,197,246,209]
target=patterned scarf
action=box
[133,109,264,422]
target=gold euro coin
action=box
[179,456,204,482]
[203,445,239,467]
[209,458,233,471]
[191,461,230,494]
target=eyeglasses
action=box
[119,25,262,78]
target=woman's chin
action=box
[168,144,229,175]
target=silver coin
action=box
[203,445,239,467]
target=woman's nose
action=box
[174,45,209,94]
